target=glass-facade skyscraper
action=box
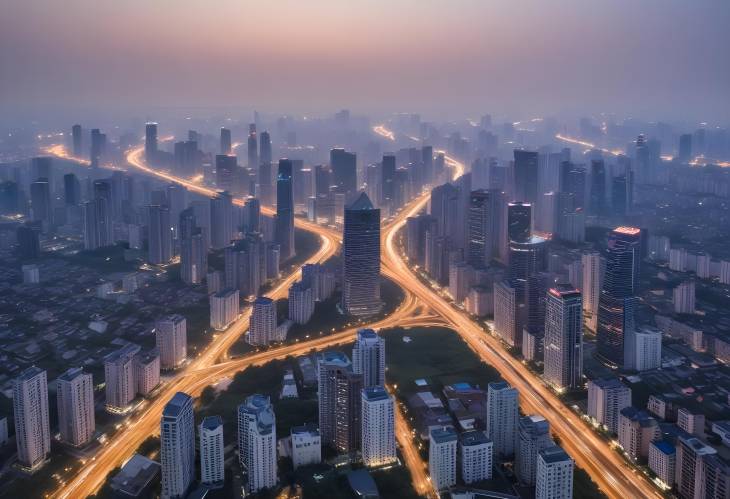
[342,192,381,317]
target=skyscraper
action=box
[589,159,606,215]
[104,343,141,412]
[147,204,173,264]
[179,209,207,285]
[220,127,232,155]
[467,189,494,268]
[318,351,362,454]
[145,122,158,162]
[361,386,396,467]
[535,445,574,499]
[597,226,641,367]
[247,124,258,169]
[210,192,234,249]
[486,381,519,458]
[215,154,237,193]
[56,367,95,447]
[72,124,82,157]
[155,315,187,370]
[460,430,493,484]
[678,133,693,163]
[64,173,80,206]
[210,288,240,330]
[342,192,381,317]
[249,296,276,346]
[259,131,272,165]
[30,179,51,227]
[161,392,195,499]
[543,286,583,391]
[507,201,531,244]
[586,378,631,434]
[330,148,357,197]
[581,251,603,332]
[90,128,106,167]
[275,159,295,260]
[237,394,277,493]
[200,416,225,489]
[494,280,521,347]
[352,328,386,388]
[288,281,314,325]
[83,197,113,249]
[513,150,539,204]
[13,367,50,471]
[517,415,553,485]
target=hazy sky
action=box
[1,0,729,123]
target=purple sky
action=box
[1,0,728,123]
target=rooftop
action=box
[163,392,193,419]
[363,386,390,402]
[430,426,458,444]
[110,454,160,497]
[652,440,676,455]
[460,430,491,447]
[539,445,572,464]
[201,415,223,431]
[347,192,375,211]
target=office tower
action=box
[210,192,233,249]
[30,178,51,227]
[460,430,493,484]
[586,378,631,434]
[200,416,225,489]
[422,145,434,183]
[161,392,195,499]
[486,381,519,457]
[147,204,172,264]
[220,127,232,155]
[648,440,675,489]
[618,407,660,461]
[64,173,80,206]
[467,189,494,268]
[82,197,112,250]
[493,280,521,347]
[16,225,41,259]
[507,201,531,243]
[361,386,396,467]
[342,192,381,317]
[134,350,160,396]
[627,326,662,372]
[381,154,396,206]
[544,286,583,391]
[156,315,187,370]
[104,343,141,412]
[247,124,258,168]
[611,175,630,216]
[429,427,458,491]
[318,351,362,453]
[288,281,314,325]
[330,148,357,196]
[145,123,158,162]
[561,162,586,210]
[678,133,693,163]
[249,297,276,346]
[72,124,82,156]
[180,212,207,285]
[215,154,236,193]
[56,368,95,447]
[517,415,553,485]
[291,425,321,469]
[90,128,106,166]
[597,226,641,367]
[352,328,386,389]
[237,394,277,493]
[13,367,50,470]
[513,150,538,204]
[275,159,295,260]
[535,445,574,499]
[581,251,603,332]
[210,288,239,330]
[676,435,717,499]
[589,159,606,215]
[260,130,272,164]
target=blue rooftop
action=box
[653,440,675,455]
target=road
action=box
[374,124,661,499]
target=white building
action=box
[288,281,314,324]
[249,296,277,346]
[720,260,730,285]
[280,370,299,399]
[210,288,239,330]
[460,430,493,484]
[587,378,631,433]
[155,315,187,370]
[628,326,662,372]
[494,281,519,347]
[21,264,40,284]
[677,407,705,437]
[13,367,50,471]
[449,262,474,304]
[429,426,458,491]
[696,253,711,279]
[486,381,519,457]
[200,416,225,488]
[291,424,321,469]
[669,247,688,272]
[673,280,696,314]
[535,445,574,499]
[543,286,583,391]
[648,440,675,488]
[361,386,396,467]
[352,328,386,389]
[465,286,493,317]
[618,407,660,461]
[56,367,95,447]
[104,343,141,412]
[581,251,603,332]
[134,350,160,396]
[301,263,335,302]
[238,394,277,493]
[161,392,195,499]
[517,415,553,486]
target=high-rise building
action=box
[13,367,50,470]
[678,133,693,164]
[513,150,539,204]
[90,128,106,167]
[215,154,237,193]
[673,280,696,314]
[210,288,239,330]
[586,378,631,434]
[517,415,553,485]
[155,315,187,370]
[237,394,277,493]
[648,440,675,489]
[467,189,494,268]
[361,386,396,467]
[429,426,458,491]
[134,350,160,396]
[318,351,362,454]
[275,159,295,260]
[288,281,314,325]
[83,197,113,249]
[291,425,321,469]
[589,159,606,215]
[56,367,95,447]
[581,251,603,332]
[535,445,574,499]
[148,204,173,264]
[352,328,386,389]
[330,148,357,197]
[30,178,51,227]
[161,392,195,499]
[210,192,234,249]
[486,381,519,457]
[145,123,158,163]
[618,407,660,461]
[220,128,232,155]
[544,286,583,391]
[104,343,141,412]
[494,280,521,347]
[72,124,83,157]
[200,416,225,489]
[597,226,641,367]
[64,173,81,206]
[460,430,493,484]
[627,326,662,372]
[676,435,717,499]
[342,192,381,317]
[247,124,258,169]
[249,296,276,346]
[180,211,207,285]
[260,131,272,165]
